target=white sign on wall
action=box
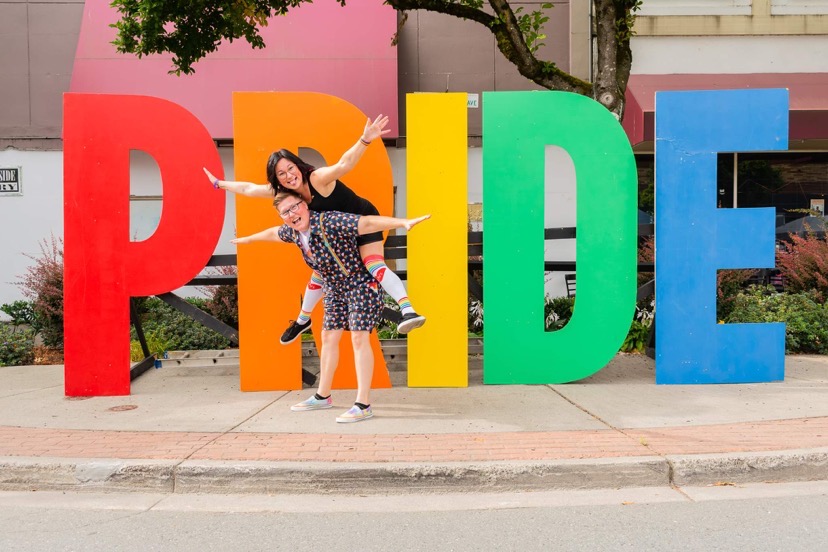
[0,167,21,196]
[467,93,479,109]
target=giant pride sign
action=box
[63,89,789,396]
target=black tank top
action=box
[307,175,378,216]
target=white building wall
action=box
[631,35,828,74]
[0,149,64,312]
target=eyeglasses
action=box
[279,201,304,218]
[276,164,297,181]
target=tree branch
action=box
[386,0,592,95]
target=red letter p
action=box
[63,94,225,396]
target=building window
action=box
[717,152,828,224]
[771,0,828,15]
[638,0,752,16]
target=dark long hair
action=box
[265,149,316,194]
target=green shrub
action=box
[620,320,650,353]
[0,324,35,366]
[0,300,38,329]
[619,301,654,353]
[727,287,828,354]
[130,327,175,361]
[132,297,231,351]
[377,294,401,339]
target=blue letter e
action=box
[655,89,788,384]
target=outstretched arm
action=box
[204,167,273,198]
[309,114,390,194]
[231,226,285,245]
[357,214,431,236]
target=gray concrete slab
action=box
[2,354,825,434]
[0,364,285,432]
[238,379,606,434]
[783,355,828,382]
[0,365,63,399]
[551,355,828,429]
[679,479,828,502]
[0,490,167,511]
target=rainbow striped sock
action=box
[364,255,414,315]
[398,297,413,315]
[297,309,312,325]
[364,256,386,277]
[309,273,324,288]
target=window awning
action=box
[623,73,828,146]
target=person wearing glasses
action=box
[204,114,425,345]
[232,190,430,423]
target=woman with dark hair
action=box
[203,114,425,344]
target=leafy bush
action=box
[621,320,650,353]
[132,297,231,351]
[717,269,758,320]
[0,324,35,366]
[377,294,400,339]
[620,302,654,353]
[727,287,828,354]
[776,231,828,303]
[130,328,175,361]
[17,235,64,349]
[544,296,574,330]
[468,298,484,336]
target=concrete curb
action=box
[173,457,669,494]
[668,448,828,486]
[1,449,825,494]
[0,456,177,493]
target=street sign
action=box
[0,167,21,196]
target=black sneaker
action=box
[280,319,312,345]
[397,312,426,334]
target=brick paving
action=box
[1,416,826,464]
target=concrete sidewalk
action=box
[0,354,826,494]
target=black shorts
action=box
[356,203,383,246]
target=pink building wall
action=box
[69,0,399,138]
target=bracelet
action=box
[213,179,220,189]
[360,138,371,146]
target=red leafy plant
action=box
[17,235,64,350]
[776,231,828,304]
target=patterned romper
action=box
[278,211,383,332]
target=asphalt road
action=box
[1,482,825,551]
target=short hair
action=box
[273,190,304,211]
